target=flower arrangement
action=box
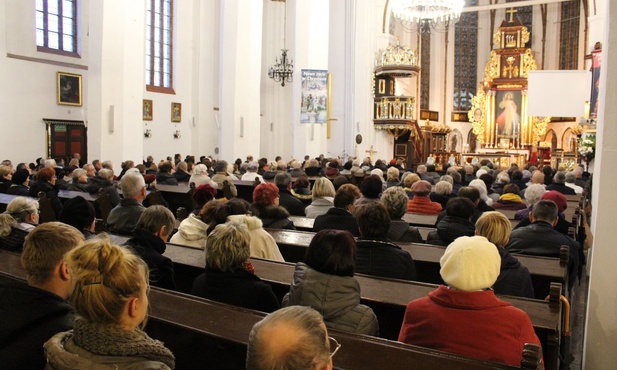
[578,135,596,162]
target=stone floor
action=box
[568,261,589,370]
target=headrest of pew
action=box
[559,245,570,266]
[521,343,543,370]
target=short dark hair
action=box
[479,173,494,188]
[333,184,360,209]
[445,197,475,219]
[512,170,523,180]
[355,202,390,237]
[427,164,436,172]
[158,161,172,173]
[305,230,356,277]
[532,200,558,223]
[457,186,480,204]
[274,172,292,187]
[293,175,310,190]
[359,175,383,199]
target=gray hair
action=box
[102,160,113,169]
[120,173,145,198]
[213,160,228,173]
[496,171,510,184]
[247,162,259,172]
[206,221,251,272]
[439,175,454,185]
[553,171,566,184]
[524,184,546,206]
[98,168,114,181]
[44,159,57,168]
[469,179,491,205]
[435,180,453,195]
[531,200,558,223]
[381,186,409,219]
[0,197,39,237]
[72,169,86,179]
[246,306,330,370]
[416,165,427,174]
[135,205,175,234]
[565,172,576,184]
[274,172,292,187]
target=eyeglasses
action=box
[328,336,341,359]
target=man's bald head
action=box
[247,306,332,370]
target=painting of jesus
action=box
[495,90,522,137]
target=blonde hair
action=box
[311,178,335,199]
[386,166,400,181]
[22,222,83,285]
[0,197,39,237]
[404,173,420,188]
[0,165,12,177]
[66,238,149,325]
[177,161,188,173]
[205,221,250,272]
[475,211,511,248]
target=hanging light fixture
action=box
[268,0,293,87]
[390,0,465,33]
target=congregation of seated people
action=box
[0,153,592,368]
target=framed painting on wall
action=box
[171,102,181,122]
[143,99,153,121]
[494,89,522,139]
[57,72,82,106]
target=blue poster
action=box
[300,69,328,124]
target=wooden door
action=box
[45,120,87,164]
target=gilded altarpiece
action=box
[469,17,549,150]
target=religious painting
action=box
[494,89,522,138]
[143,99,153,121]
[590,48,601,119]
[57,72,82,106]
[300,69,328,124]
[171,102,181,122]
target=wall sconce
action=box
[173,130,181,139]
[144,129,152,138]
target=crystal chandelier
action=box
[390,0,465,33]
[269,1,293,87]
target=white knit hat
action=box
[440,236,501,291]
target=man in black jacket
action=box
[506,200,580,290]
[274,172,306,216]
[313,183,360,236]
[0,222,84,369]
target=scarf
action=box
[498,192,522,203]
[73,317,175,368]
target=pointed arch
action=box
[562,127,576,152]
[449,129,463,153]
[544,129,557,150]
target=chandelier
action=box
[268,1,293,87]
[390,0,465,33]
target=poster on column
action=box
[300,69,328,124]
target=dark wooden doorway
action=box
[44,119,87,164]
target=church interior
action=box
[1,0,617,368]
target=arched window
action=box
[559,0,580,69]
[453,0,478,113]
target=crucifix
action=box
[506,7,518,23]
[365,145,377,161]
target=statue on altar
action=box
[426,155,435,166]
[448,154,456,166]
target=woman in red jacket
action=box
[398,235,541,367]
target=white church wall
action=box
[1,0,91,165]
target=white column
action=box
[290,0,330,159]
[218,0,263,161]
[583,0,617,368]
[88,0,144,167]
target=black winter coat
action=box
[125,229,176,290]
[0,281,74,369]
[355,237,417,281]
[191,268,280,313]
[427,216,475,246]
[251,205,296,230]
[28,181,62,218]
[278,188,306,216]
[387,219,423,243]
[313,207,359,236]
[493,247,535,299]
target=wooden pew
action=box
[266,229,568,301]
[158,244,560,370]
[0,250,541,370]
[155,183,194,214]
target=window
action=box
[559,0,580,70]
[146,0,174,93]
[420,33,430,110]
[35,0,78,56]
[506,0,533,48]
[453,0,478,113]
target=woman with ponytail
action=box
[44,238,175,369]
